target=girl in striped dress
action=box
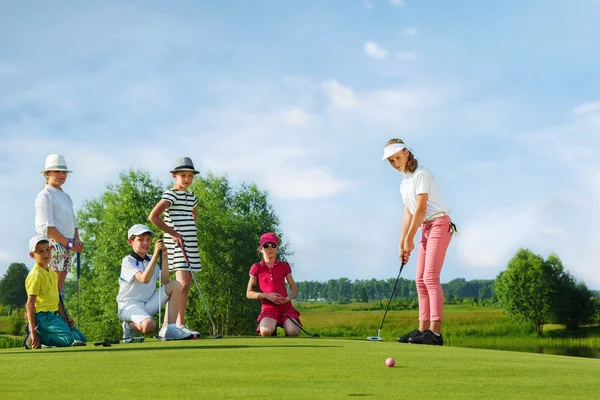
[149,157,201,337]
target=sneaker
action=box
[122,321,135,342]
[397,329,422,343]
[178,325,200,337]
[408,329,443,346]
[161,325,193,340]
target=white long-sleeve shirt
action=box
[35,185,77,238]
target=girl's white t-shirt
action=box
[400,166,449,219]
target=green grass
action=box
[1,337,598,399]
[297,303,535,340]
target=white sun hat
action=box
[41,154,72,173]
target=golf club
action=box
[94,339,120,347]
[156,234,163,340]
[180,243,223,339]
[367,261,406,341]
[58,293,86,346]
[76,252,81,328]
[284,313,319,337]
[94,337,144,346]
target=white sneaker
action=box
[122,321,135,343]
[178,325,200,337]
[162,324,193,340]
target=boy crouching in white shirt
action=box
[117,224,193,341]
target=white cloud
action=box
[390,0,405,7]
[364,41,389,60]
[402,28,418,36]
[322,80,359,109]
[396,51,417,60]
[573,100,600,115]
[283,107,310,127]
[363,0,374,10]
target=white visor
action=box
[381,143,407,161]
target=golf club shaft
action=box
[77,252,80,328]
[58,293,79,343]
[180,242,218,337]
[284,313,317,337]
[377,262,406,332]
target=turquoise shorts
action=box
[33,311,86,347]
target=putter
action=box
[367,261,406,341]
[155,234,164,341]
[251,284,318,337]
[58,294,86,346]
[180,244,223,339]
[284,313,319,337]
[95,337,144,346]
[94,339,120,347]
[76,252,81,328]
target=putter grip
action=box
[76,252,81,280]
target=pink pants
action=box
[416,215,452,322]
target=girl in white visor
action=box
[382,139,457,346]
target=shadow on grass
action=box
[545,325,600,338]
[0,340,341,355]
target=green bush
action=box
[9,309,25,336]
[0,336,22,349]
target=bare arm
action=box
[406,193,428,242]
[399,204,413,255]
[149,200,179,238]
[402,193,428,260]
[246,276,262,300]
[134,243,163,284]
[279,274,298,304]
[160,249,169,285]
[26,296,40,348]
[149,200,183,247]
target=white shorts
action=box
[118,287,168,326]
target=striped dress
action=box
[162,189,201,272]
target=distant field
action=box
[2,337,599,399]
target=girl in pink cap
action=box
[246,232,302,336]
[382,139,457,346]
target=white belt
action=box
[423,212,447,222]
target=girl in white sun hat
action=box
[382,139,457,346]
[35,154,84,293]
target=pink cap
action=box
[259,232,279,246]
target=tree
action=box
[0,263,29,315]
[552,273,597,330]
[74,170,164,340]
[494,249,562,336]
[189,174,285,335]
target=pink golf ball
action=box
[385,357,395,367]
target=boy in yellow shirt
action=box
[25,235,86,349]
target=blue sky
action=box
[1,1,600,289]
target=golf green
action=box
[1,337,598,399]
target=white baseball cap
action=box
[127,224,156,239]
[29,235,50,252]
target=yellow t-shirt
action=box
[25,264,59,313]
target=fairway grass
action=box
[1,337,598,399]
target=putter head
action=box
[311,333,320,338]
[212,334,224,339]
[367,336,383,341]
[71,340,86,347]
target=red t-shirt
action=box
[249,260,291,307]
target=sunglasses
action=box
[262,243,278,249]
